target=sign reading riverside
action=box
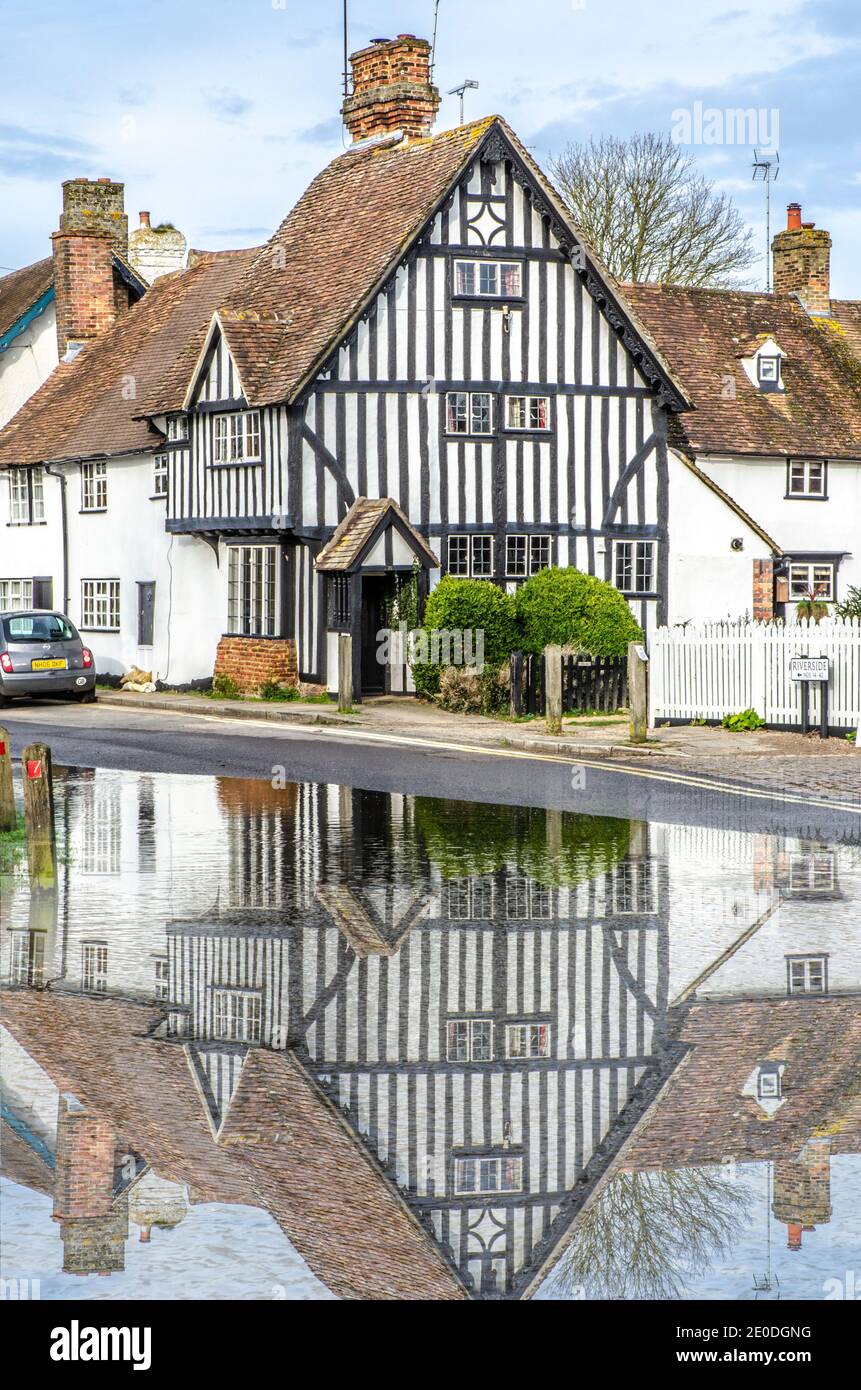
[789,657,829,682]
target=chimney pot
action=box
[139,211,151,228]
[786,203,802,231]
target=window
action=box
[213,989,262,1043]
[82,944,108,994]
[507,1023,551,1059]
[10,931,46,987]
[447,1019,493,1062]
[153,454,168,497]
[454,259,522,298]
[506,877,552,920]
[81,579,120,631]
[447,877,494,920]
[757,355,782,390]
[0,578,33,611]
[154,957,169,1002]
[327,574,351,630]
[227,545,278,636]
[8,467,44,525]
[447,534,493,578]
[788,562,834,601]
[505,396,550,431]
[445,391,494,436]
[788,851,835,895]
[454,1155,523,1195]
[787,956,827,995]
[757,1066,782,1101]
[615,540,655,593]
[81,461,107,512]
[166,414,188,443]
[612,862,657,914]
[213,410,261,463]
[506,535,551,578]
[788,460,826,498]
[4,613,74,643]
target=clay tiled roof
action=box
[623,283,861,460]
[315,496,439,572]
[830,300,861,363]
[0,257,53,341]
[0,248,259,467]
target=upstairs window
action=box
[787,460,826,498]
[454,259,522,298]
[447,534,493,578]
[446,876,494,920]
[454,1155,523,1195]
[153,454,168,497]
[446,1019,493,1062]
[787,956,827,995]
[507,1023,551,1059]
[214,410,262,464]
[81,461,107,512]
[9,467,45,525]
[446,391,494,436]
[227,544,278,636]
[82,943,109,994]
[789,561,833,602]
[757,355,782,391]
[166,414,188,443]
[505,396,550,431]
[213,989,262,1043]
[614,540,655,593]
[506,535,551,578]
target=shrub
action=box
[259,680,300,702]
[722,708,765,731]
[411,576,519,698]
[437,664,509,715]
[211,674,241,701]
[515,567,642,656]
[836,586,861,620]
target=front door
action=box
[361,576,390,693]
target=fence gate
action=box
[510,653,628,717]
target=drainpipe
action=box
[43,464,69,614]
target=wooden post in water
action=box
[0,727,15,833]
[509,652,523,719]
[628,641,649,745]
[22,743,56,887]
[338,634,353,713]
[545,646,563,736]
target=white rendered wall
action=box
[0,303,58,428]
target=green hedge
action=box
[515,566,642,656]
[412,575,519,697]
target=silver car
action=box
[0,610,96,704]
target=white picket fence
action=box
[650,618,861,731]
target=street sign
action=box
[789,656,829,683]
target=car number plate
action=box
[31,658,68,670]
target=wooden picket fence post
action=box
[22,743,56,887]
[0,727,15,833]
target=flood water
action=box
[1,768,860,1301]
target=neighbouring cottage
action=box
[1,31,860,693]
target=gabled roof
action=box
[0,248,259,468]
[315,496,439,572]
[150,116,689,414]
[830,300,861,363]
[0,257,54,347]
[623,282,861,460]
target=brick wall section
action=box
[214,635,298,692]
[51,178,132,356]
[753,559,775,622]
[52,1102,117,1220]
[342,34,440,141]
[772,224,832,316]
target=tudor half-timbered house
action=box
[141,33,689,695]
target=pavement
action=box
[92,687,861,807]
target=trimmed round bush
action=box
[412,576,519,698]
[515,566,642,656]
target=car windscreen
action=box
[3,614,77,643]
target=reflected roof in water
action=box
[2,771,860,1300]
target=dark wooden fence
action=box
[509,652,628,718]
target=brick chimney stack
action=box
[772,203,832,317]
[341,34,440,143]
[52,1095,128,1276]
[51,177,131,357]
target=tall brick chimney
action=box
[52,1095,128,1276]
[341,35,440,143]
[772,203,832,316]
[51,177,131,357]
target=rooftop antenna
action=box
[752,149,780,293]
[448,79,479,126]
[342,0,349,101]
[430,0,441,74]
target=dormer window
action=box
[757,355,782,391]
[757,1065,782,1101]
[166,414,188,443]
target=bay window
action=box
[227,545,278,636]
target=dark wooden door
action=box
[137,582,156,647]
[361,577,389,693]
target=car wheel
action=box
[76,690,97,704]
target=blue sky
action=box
[1,0,858,294]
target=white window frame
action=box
[446,1018,494,1062]
[788,460,825,498]
[213,989,262,1043]
[227,544,279,637]
[446,533,494,579]
[454,259,523,299]
[506,1023,551,1059]
[505,534,551,578]
[614,539,655,594]
[446,876,494,920]
[788,852,835,894]
[0,578,33,611]
[454,1155,524,1196]
[757,355,781,387]
[505,876,552,921]
[82,943,109,994]
[154,957,169,1002]
[8,466,44,525]
[213,410,262,464]
[153,454,168,497]
[445,391,494,436]
[81,461,107,512]
[81,579,120,631]
[789,562,834,602]
[787,955,827,995]
[166,414,188,442]
[505,395,550,431]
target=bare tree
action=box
[550,132,756,287]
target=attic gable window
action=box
[166,414,188,443]
[213,410,261,464]
[757,355,782,392]
[446,391,494,436]
[454,259,522,299]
